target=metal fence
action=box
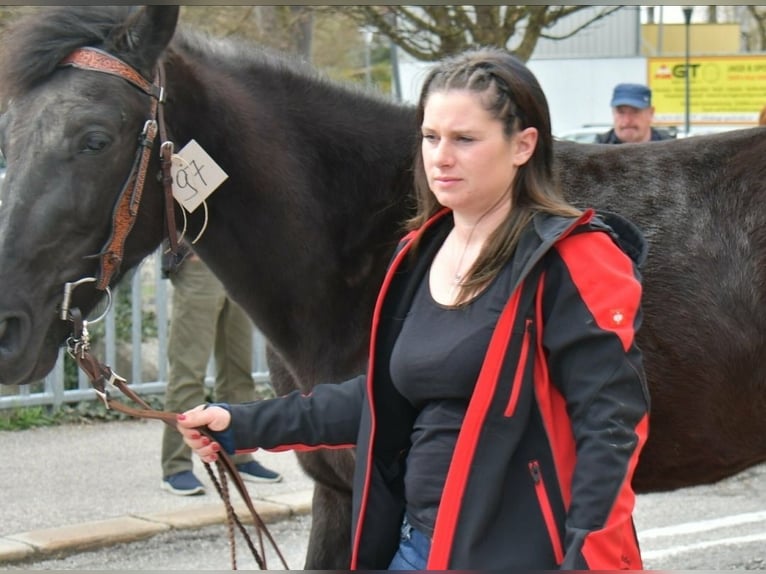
[0,251,270,411]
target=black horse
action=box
[1,6,765,570]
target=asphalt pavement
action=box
[0,419,314,566]
[4,417,766,570]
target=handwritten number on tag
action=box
[174,159,207,201]
[170,140,228,212]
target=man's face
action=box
[612,105,655,143]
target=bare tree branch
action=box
[540,6,623,41]
[747,6,766,51]
[334,5,625,62]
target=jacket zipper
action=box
[504,318,533,417]
[528,459,564,564]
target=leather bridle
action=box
[58,46,180,292]
[55,47,287,570]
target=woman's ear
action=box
[511,127,538,167]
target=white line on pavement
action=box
[642,532,766,560]
[640,510,766,539]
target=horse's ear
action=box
[107,6,179,78]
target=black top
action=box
[389,260,515,536]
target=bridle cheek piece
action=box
[59,46,177,292]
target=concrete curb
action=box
[0,488,313,565]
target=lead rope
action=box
[65,308,288,570]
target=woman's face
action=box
[421,89,536,219]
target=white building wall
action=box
[531,6,642,59]
[528,57,647,134]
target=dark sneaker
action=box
[236,460,283,484]
[161,470,205,496]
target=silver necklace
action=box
[452,225,477,285]
[451,195,509,285]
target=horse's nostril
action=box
[0,316,21,355]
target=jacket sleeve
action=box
[226,375,366,453]
[542,230,650,570]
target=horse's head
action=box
[0,6,179,385]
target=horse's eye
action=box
[80,132,112,154]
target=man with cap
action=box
[597,83,674,144]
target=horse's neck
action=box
[166,49,416,377]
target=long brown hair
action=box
[408,47,580,303]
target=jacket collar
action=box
[400,205,645,300]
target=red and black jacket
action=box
[227,208,650,570]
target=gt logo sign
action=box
[672,63,701,79]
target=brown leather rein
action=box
[56,48,288,570]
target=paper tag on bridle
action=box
[170,139,228,212]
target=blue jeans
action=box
[388,516,431,570]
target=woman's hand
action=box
[176,404,232,463]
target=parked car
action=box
[555,126,610,143]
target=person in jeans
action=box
[161,243,282,495]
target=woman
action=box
[177,47,650,570]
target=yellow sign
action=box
[648,55,766,125]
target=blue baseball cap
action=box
[610,83,652,109]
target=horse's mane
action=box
[0,6,142,104]
[174,29,319,85]
[172,27,405,112]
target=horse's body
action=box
[0,6,765,570]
